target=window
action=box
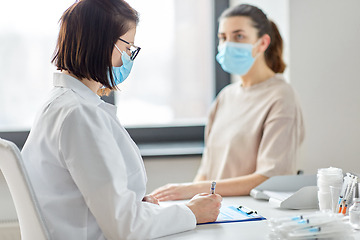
[116,0,214,127]
[0,0,230,152]
[0,0,75,131]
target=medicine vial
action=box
[349,182,360,229]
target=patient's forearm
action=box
[192,174,268,196]
[216,174,268,196]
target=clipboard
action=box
[198,205,266,225]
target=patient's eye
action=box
[218,35,226,44]
[236,34,244,40]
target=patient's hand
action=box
[142,194,159,205]
[151,182,208,201]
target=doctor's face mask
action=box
[107,44,134,86]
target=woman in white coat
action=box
[21,0,221,239]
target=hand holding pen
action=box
[185,181,222,224]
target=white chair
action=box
[0,138,50,240]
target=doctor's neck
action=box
[62,70,103,94]
[240,55,275,88]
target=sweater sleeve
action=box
[197,97,220,178]
[59,106,196,240]
[255,90,305,178]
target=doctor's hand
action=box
[142,195,159,205]
[185,193,222,224]
[150,182,209,201]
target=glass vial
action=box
[349,182,360,229]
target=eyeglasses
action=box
[118,38,141,61]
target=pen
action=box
[211,181,216,194]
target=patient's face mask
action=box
[108,44,133,86]
[216,39,261,76]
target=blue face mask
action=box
[108,44,133,87]
[216,40,260,76]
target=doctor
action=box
[21,0,221,239]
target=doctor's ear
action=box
[258,34,271,52]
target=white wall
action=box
[289,0,360,174]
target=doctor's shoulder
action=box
[50,91,112,130]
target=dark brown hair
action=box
[219,4,285,73]
[52,0,139,92]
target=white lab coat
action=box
[21,73,196,240]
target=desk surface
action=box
[1,175,360,240]
[158,196,360,240]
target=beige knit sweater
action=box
[198,74,305,180]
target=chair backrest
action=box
[0,138,50,240]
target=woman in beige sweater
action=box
[151,4,305,200]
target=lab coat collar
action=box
[53,72,104,106]
[53,72,118,117]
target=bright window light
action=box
[0,0,215,131]
[115,0,215,127]
[0,0,76,131]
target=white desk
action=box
[158,196,360,240]
[1,176,360,240]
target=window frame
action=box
[0,0,230,154]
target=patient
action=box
[152,4,305,201]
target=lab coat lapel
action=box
[53,72,147,184]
